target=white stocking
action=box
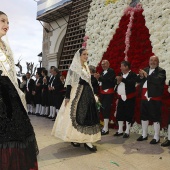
[48,106,53,117]
[153,122,160,141]
[30,104,32,113]
[38,105,42,114]
[103,119,109,132]
[125,121,131,134]
[168,124,170,140]
[118,121,124,133]
[35,104,40,113]
[40,106,45,115]
[45,107,49,115]
[52,107,56,118]
[141,120,149,138]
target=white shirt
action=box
[117,71,130,101]
[51,77,55,87]
[36,79,39,85]
[27,78,30,91]
[143,68,155,100]
[99,69,108,91]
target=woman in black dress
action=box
[0,11,38,170]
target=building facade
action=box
[36,0,72,70]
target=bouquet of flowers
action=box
[94,95,102,112]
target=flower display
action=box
[105,0,119,5]
[85,0,170,134]
[86,0,131,67]
[86,0,170,83]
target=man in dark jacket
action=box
[48,66,55,118]
[94,60,115,135]
[33,72,43,116]
[114,61,137,138]
[136,56,166,144]
[25,72,35,114]
[49,67,64,120]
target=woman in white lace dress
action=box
[52,48,101,152]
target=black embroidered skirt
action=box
[70,84,101,135]
[0,76,38,170]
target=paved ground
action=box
[30,115,170,170]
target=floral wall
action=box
[85,0,170,128]
[85,0,170,84]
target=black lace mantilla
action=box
[70,83,100,135]
[0,76,38,154]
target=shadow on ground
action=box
[39,142,93,161]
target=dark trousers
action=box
[140,100,162,122]
[42,90,49,106]
[52,91,65,109]
[116,97,135,123]
[48,91,53,106]
[100,93,114,119]
[34,92,42,104]
[26,91,34,104]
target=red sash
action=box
[141,88,162,101]
[117,92,136,100]
[100,86,114,94]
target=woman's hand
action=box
[65,98,70,106]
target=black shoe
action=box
[123,133,129,138]
[36,113,40,116]
[52,118,56,121]
[84,143,97,152]
[114,132,123,136]
[28,112,31,115]
[161,140,170,147]
[101,130,109,135]
[71,142,80,147]
[150,139,160,144]
[137,136,148,141]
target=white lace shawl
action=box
[0,38,27,111]
[64,49,92,89]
